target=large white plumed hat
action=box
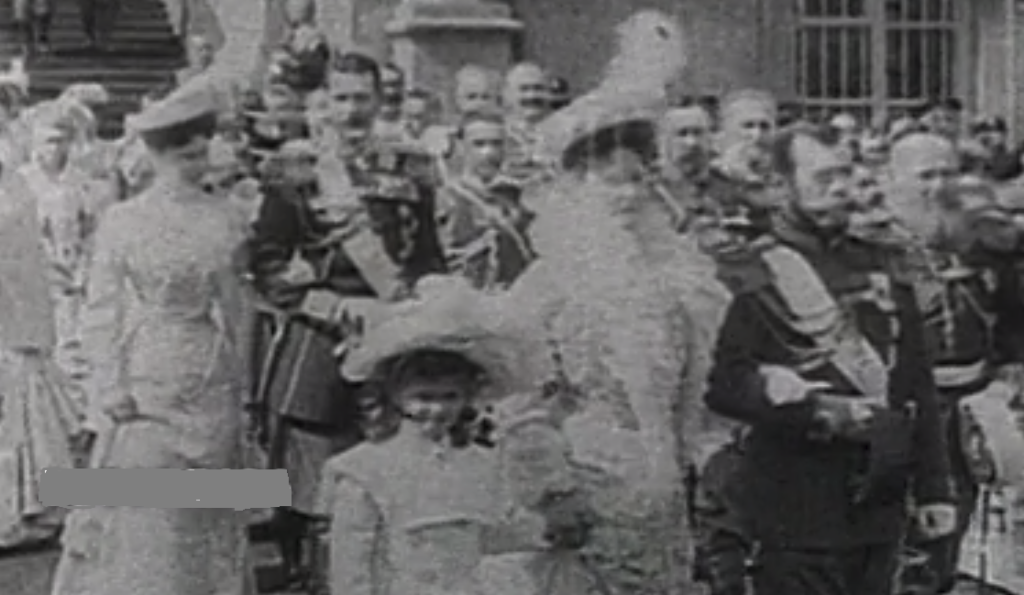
[341,275,549,404]
[536,10,689,169]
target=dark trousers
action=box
[78,0,119,44]
[18,12,52,48]
[910,403,980,594]
[753,543,902,595]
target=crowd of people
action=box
[3,2,1024,595]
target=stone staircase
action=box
[0,0,185,139]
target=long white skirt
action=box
[0,348,83,549]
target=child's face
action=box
[395,376,473,442]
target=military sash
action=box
[445,178,535,266]
[758,245,891,402]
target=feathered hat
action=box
[59,83,111,107]
[537,10,688,169]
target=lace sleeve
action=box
[81,206,131,418]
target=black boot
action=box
[272,508,312,590]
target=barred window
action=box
[796,0,962,124]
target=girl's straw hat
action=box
[341,275,548,404]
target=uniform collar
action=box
[772,207,845,255]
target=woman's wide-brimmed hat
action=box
[341,275,549,404]
[536,10,688,170]
[539,94,659,171]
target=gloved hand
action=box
[914,503,957,541]
[810,394,880,441]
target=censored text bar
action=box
[38,469,292,509]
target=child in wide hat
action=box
[313,275,555,595]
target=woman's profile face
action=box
[394,375,474,442]
[159,136,212,185]
[586,145,646,189]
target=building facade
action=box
[518,0,1024,135]
[212,0,1024,136]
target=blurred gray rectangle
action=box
[38,468,291,509]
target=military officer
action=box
[654,102,746,232]
[372,62,406,145]
[278,0,331,93]
[416,65,503,175]
[705,124,956,595]
[885,133,1024,595]
[501,62,553,186]
[248,51,446,590]
[242,51,311,175]
[714,90,788,213]
[436,110,535,290]
[454,65,501,118]
[918,98,964,144]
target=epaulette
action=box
[711,239,776,295]
[362,171,417,204]
[881,246,928,286]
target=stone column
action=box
[204,0,266,87]
[386,0,522,114]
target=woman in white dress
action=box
[492,11,732,595]
[49,84,254,595]
[0,108,87,550]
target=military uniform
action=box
[705,214,954,595]
[435,173,535,290]
[690,431,754,595]
[242,110,311,173]
[503,119,552,187]
[248,139,446,585]
[651,165,751,233]
[900,222,1024,593]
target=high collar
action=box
[771,207,843,256]
[456,171,505,193]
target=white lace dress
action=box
[49,182,254,595]
[0,166,84,550]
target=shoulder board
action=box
[713,251,774,295]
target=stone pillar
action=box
[386,0,522,114]
[204,0,266,87]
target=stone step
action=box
[29,69,174,86]
[0,0,183,139]
[0,5,170,19]
[0,30,178,43]
[1,40,182,55]
[0,18,172,32]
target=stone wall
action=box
[200,0,769,97]
[204,0,267,86]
